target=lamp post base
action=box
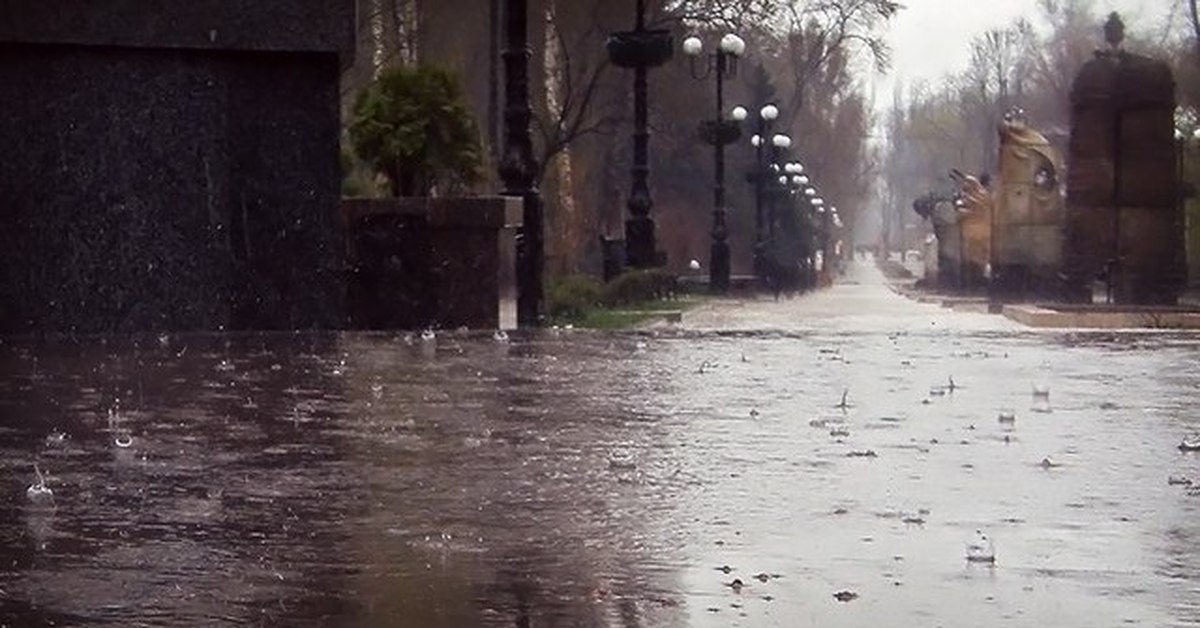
[709,240,730,293]
[752,241,766,282]
[625,215,659,268]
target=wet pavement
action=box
[3,260,1200,627]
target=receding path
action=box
[675,259,1021,333]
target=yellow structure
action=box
[954,114,1065,297]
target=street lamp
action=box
[607,0,674,269]
[684,32,746,293]
[1175,123,1200,298]
[767,133,791,241]
[811,197,829,282]
[829,206,844,274]
[750,104,780,280]
[499,0,542,326]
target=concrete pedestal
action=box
[341,197,522,330]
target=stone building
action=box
[0,0,355,332]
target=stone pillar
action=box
[427,198,523,330]
[1065,33,1182,304]
[340,197,523,331]
[0,0,355,333]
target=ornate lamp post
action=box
[749,104,779,279]
[785,162,806,249]
[830,206,844,275]
[766,133,792,243]
[683,33,747,293]
[813,197,831,283]
[607,0,674,268]
[499,0,542,327]
[806,186,825,289]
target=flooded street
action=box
[3,261,1200,627]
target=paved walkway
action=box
[672,259,1022,334]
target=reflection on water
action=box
[1,326,1199,627]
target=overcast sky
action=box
[871,0,1180,110]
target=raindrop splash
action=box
[44,430,68,447]
[26,464,53,503]
[835,389,851,410]
[966,530,995,564]
[608,451,637,471]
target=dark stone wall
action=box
[0,0,354,333]
[0,1,355,61]
[0,44,344,332]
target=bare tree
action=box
[661,0,777,28]
[770,0,900,123]
[536,1,622,182]
[960,21,1034,172]
[1189,0,1200,58]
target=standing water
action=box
[2,262,1199,627]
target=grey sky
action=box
[872,0,1179,108]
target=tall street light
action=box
[773,163,809,292]
[813,197,829,283]
[749,104,779,279]
[792,170,814,289]
[767,133,792,243]
[803,184,819,288]
[683,32,747,293]
[499,0,541,327]
[607,0,674,269]
[830,205,844,275]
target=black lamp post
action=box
[748,104,780,279]
[813,196,828,281]
[827,204,843,275]
[607,0,673,268]
[780,164,809,290]
[499,0,542,327]
[803,184,819,287]
[683,33,747,293]
[753,130,791,288]
[766,133,792,243]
